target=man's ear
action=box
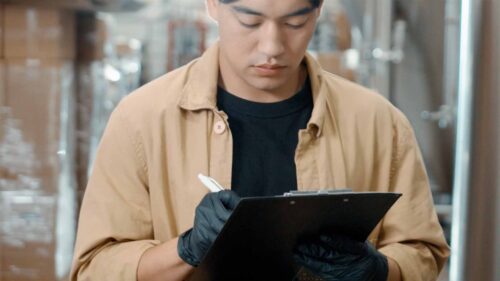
[206,0,219,22]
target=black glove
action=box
[293,234,388,281]
[177,190,240,266]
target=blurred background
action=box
[0,0,498,280]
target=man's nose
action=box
[258,22,285,59]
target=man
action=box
[71,0,450,280]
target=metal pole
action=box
[449,0,482,280]
[373,0,392,98]
[442,0,460,112]
[492,4,500,280]
[495,3,500,280]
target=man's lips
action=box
[255,64,286,69]
[253,64,287,76]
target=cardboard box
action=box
[3,5,75,59]
[0,60,5,106]
[0,4,4,58]
[0,192,59,281]
[49,0,93,9]
[334,10,352,51]
[2,59,75,193]
[0,59,76,280]
[77,13,110,61]
[317,52,356,81]
[0,0,92,10]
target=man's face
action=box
[207,0,321,97]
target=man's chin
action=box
[247,77,287,93]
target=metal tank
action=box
[323,0,499,280]
[450,0,500,280]
[334,0,455,201]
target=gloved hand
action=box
[293,234,388,281]
[177,190,240,266]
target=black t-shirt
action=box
[217,78,313,197]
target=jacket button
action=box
[214,121,226,134]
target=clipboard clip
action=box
[283,189,353,197]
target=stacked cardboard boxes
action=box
[0,4,5,105]
[0,5,76,281]
[0,4,3,62]
[0,0,93,11]
[0,14,5,259]
[0,5,142,280]
[3,6,75,59]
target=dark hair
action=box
[219,0,322,8]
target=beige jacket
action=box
[71,43,450,280]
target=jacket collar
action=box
[177,43,220,111]
[304,52,327,137]
[178,42,328,137]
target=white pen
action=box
[198,173,226,192]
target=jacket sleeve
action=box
[70,101,160,281]
[377,110,450,281]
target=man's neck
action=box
[218,63,308,103]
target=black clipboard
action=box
[188,192,401,281]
